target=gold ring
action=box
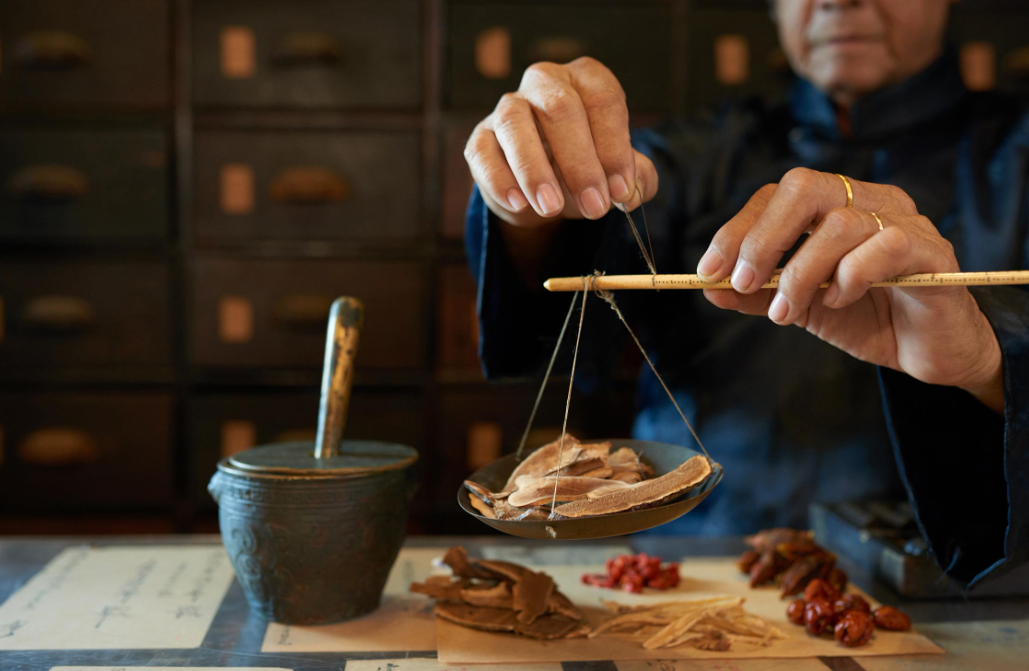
[835,174,854,208]
[870,212,884,231]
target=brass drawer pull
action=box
[21,295,96,334]
[8,165,89,202]
[270,31,342,67]
[272,294,333,331]
[14,31,91,70]
[18,428,99,466]
[269,167,348,204]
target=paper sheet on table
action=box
[345,660,560,671]
[437,558,944,664]
[858,619,1029,671]
[0,546,234,650]
[261,546,444,652]
[52,668,291,671]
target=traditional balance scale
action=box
[459,207,1029,541]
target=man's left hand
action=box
[698,167,1004,413]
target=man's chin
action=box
[810,63,894,103]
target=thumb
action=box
[614,150,659,212]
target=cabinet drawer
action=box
[0,128,169,245]
[191,257,425,369]
[187,390,424,507]
[447,2,674,112]
[0,392,174,510]
[441,118,476,240]
[0,0,170,109]
[194,130,420,244]
[436,264,480,375]
[193,0,421,109]
[686,10,787,111]
[0,260,172,377]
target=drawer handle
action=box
[18,428,99,467]
[21,295,95,334]
[14,31,92,70]
[527,36,588,63]
[272,294,334,331]
[270,31,343,68]
[8,165,89,202]
[269,167,349,204]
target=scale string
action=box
[548,282,590,518]
[515,290,581,462]
[589,274,711,461]
[623,183,657,275]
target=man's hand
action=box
[698,167,1005,413]
[464,57,658,228]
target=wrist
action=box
[957,310,1005,414]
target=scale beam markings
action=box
[543,271,1029,292]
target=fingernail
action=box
[731,261,755,293]
[768,292,789,324]
[697,248,722,277]
[823,283,840,307]
[608,174,630,201]
[579,186,606,219]
[506,188,528,212]
[536,183,561,216]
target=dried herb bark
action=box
[553,454,712,519]
[463,434,712,521]
[411,546,586,640]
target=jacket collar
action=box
[789,47,968,142]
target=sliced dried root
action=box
[591,595,782,652]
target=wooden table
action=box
[0,534,1025,671]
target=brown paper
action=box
[617,660,829,671]
[859,619,1029,671]
[437,559,944,664]
[261,547,444,653]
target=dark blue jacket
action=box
[466,51,1029,587]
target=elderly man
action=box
[463,0,1028,586]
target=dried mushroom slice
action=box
[461,582,513,609]
[507,475,632,508]
[442,547,495,580]
[409,575,473,601]
[553,455,713,519]
[512,569,555,624]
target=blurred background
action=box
[1,0,1027,536]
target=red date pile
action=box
[785,578,912,647]
[581,553,681,593]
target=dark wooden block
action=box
[0,391,174,509]
[0,259,172,376]
[190,256,425,369]
[685,10,788,111]
[447,1,674,112]
[436,263,481,375]
[193,129,421,244]
[0,127,169,245]
[0,0,170,110]
[192,0,421,109]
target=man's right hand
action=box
[464,57,659,229]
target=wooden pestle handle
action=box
[314,297,364,459]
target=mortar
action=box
[208,297,418,625]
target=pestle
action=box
[314,296,364,459]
